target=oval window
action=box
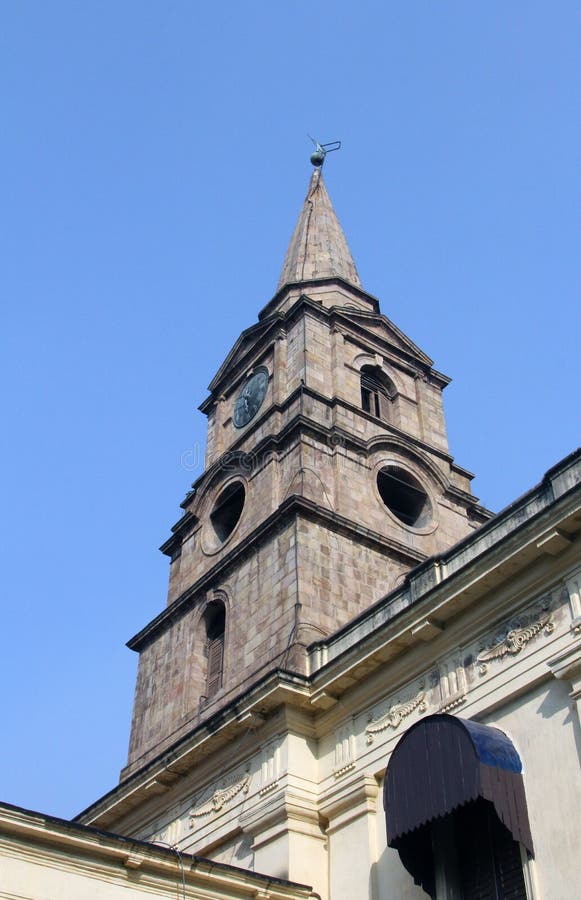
[210,482,245,543]
[377,466,431,528]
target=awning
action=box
[384,714,533,855]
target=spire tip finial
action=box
[308,136,341,168]
[277,143,361,291]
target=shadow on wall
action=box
[535,678,581,773]
[371,836,427,899]
[233,833,254,869]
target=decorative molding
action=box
[412,618,444,641]
[437,658,468,712]
[536,528,572,556]
[334,721,356,778]
[547,643,581,683]
[439,691,467,713]
[564,570,581,632]
[476,608,554,676]
[320,774,380,830]
[149,813,184,848]
[259,738,281,796]
[334,761,356,779]
[366,688,426,744]
[259,779,280,797]
[188,773,250,828]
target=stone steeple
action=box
[277,167,361,291]
[111,160,490,788]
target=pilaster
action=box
[547,642,581,730]
[320,775,380,900]
[274,331,288,403]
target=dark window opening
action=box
[377,465,431,527]
[455,800,527,900]
[396,800,528,899]
[210,482,245,543]
[361,384,381,417]
[204,601,225,698]
[360,365,394,421]
[416,800,527,900]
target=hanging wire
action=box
[152,840,187,900]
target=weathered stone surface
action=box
[277,169,361,291]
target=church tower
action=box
[122,159,490,781]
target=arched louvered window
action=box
[204,601,225,698]
[360,365,395,421]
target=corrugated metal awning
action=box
[384,714,533,855]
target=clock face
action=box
[233,368,269,429]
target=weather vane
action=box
[308,135,341,168]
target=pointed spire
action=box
[277,168,362,292]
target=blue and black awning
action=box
[384,714,533,854]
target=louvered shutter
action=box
[459,814,497,900]
[361,369,392,422]
[492,813,527,900]
[378,388,391,421]
[206,636,224,697]
[457,801,527,900]
[361,372,380,418]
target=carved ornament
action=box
[366,689,426,744]
[259,779,280,797]
[189,773,250,827]
[333,761,356,779]
[476,609,554,675]
[438,692,467,713]
[437,658,469,712]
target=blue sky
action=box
[1,2,578,819]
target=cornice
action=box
[74,669,312,828]
[335,312,435,373]
[178,383,470,521]
[201,290,442,412]
[0,802,314,898]
[547,642,581,682]
[203,314,285,402]
[319,774,379,830]
[239,786,324,844]
[159,510,198,556]
[306,471,581,696]
[258,277,381,320]
[201,294,338,408]
[77,454,579,834]
[139,491,428,649]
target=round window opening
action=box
[377,465,432,528]
[210,482,245,543]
